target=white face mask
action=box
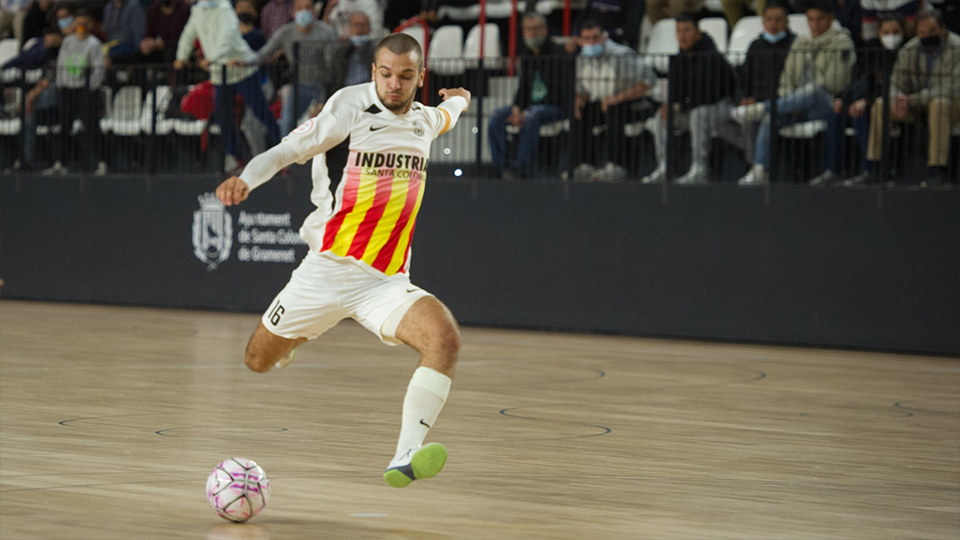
[880,33,903,50]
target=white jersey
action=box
[241,81,466,276]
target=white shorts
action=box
[261,251,433,345]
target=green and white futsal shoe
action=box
[383,443,448,488]
[274,348,296,369]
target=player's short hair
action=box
[915,9,946,29]
[375,33,424,70]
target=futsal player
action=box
[215,33,469,488]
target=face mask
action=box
[198,0,216,8]
[762,30,786,43]
[348,34,371,46]
[237,12,254,24]
[294,9,313,27]
[920,34,942,49]
[57,16,73,29]
[581,43,603,57]
[524,36,546,51]
[880,33,903,50]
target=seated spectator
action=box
[140,0,190,63]
[236,0,266,51]
[175,0,280,172]
[53,1,76,37]
[21,0,55,47]
[255,0,336,135]
[868,10,959,185]
[573,0,645,50]
[102,0,145,64]
[723,0,766,28]
[573,20,656,182]
[488,13,574,179]
[861,0,931,40]
[327,11,376,94]
[1,26,61,70]
[323,0,383,38]
[23,9,105,174]
[260,0,292,40]
[732,0,856,185]
[837,12,905,184]
[647,0,704,24]
[1,0,29,46]
[643,13,740,184]
[734,1,795,165]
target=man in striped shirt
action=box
[216,33,470,489]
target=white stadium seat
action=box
[727,16,764,66]
[100,86,143,136]
[427,25,464,75]
[699,17,729,53]
[464,23,503,68]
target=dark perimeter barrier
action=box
[1,169,958,355]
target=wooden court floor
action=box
[0,300,958,540]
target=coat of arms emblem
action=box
[192,192,233,271]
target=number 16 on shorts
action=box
[268,301,285,326]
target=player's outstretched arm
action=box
[216,176,250,207]
[439,88,471,111]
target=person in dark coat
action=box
[327,10,376,94]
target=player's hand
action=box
[439,87,471,111]
[216,176,249,207]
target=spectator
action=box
[323,0,383,38]
[255,0,336,135]
[573,20,656,182]
[642,12,740,184]
[1,26,60,70]
[647,0,704,24]
[723,0,767,28]
[21,0,55,46]
[861,0,930,40]
[236,0,266,51]
[831,0,863,45]
[102,0,145,65]
[140,0,190,63]
[175,0,280,172]
[488,13,574,179]
[1,0,29,46]
[573,0,646,50]
[23,9,105,174]
[868,10,959,185]
[327,11,376,93]
[734,1,796,164]
[260,0,292,40]
[732,0,856,185]
[838,12,904,184]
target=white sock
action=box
[390,366,451,467]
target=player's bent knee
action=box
[434,326,462,360]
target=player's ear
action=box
[370,63,376,80]
[417,67,425,88]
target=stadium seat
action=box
[100,85,143,136]
[437,0,521,21]
[427,25,464,75]
[464,23,503,69]
[0,86,21,136]
[0,38,18,66]
[644,18,677,73]
[399,25,428,52]
[141,85,175,136]
[699,17,729,53]
[726,15,763,65]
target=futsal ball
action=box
[206,457,271,522]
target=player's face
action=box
[372,49,424,113]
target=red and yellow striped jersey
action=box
[275,82,464,276]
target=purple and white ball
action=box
[206,457,270,522]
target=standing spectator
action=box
[723,0,766,28]
[102,0,145,64]
[255,0,336,135]
[323,0,383,38]
[837,12,904,184]
[573,0,645,50]
[734,1,795,164]
[21,0,55,46]
[175,0,280,171]
[236,0,266,51]
[488,12,574,179]
[861,0,930,40]
[327,11,375,93]
[647,0,704,24]
[868,10,959,185]
[260,0,292,40]
[24,9,105,174]
[140,0,190,63]
[573,20,656,182]
[1,0,29,46]
[733,0,856,185]
[642,12,740,184]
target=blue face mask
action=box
[57,16,73,29]
[763,30,787,43]
[294,9,313,27]
[581,43,604,57]
[349,34,371,46]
